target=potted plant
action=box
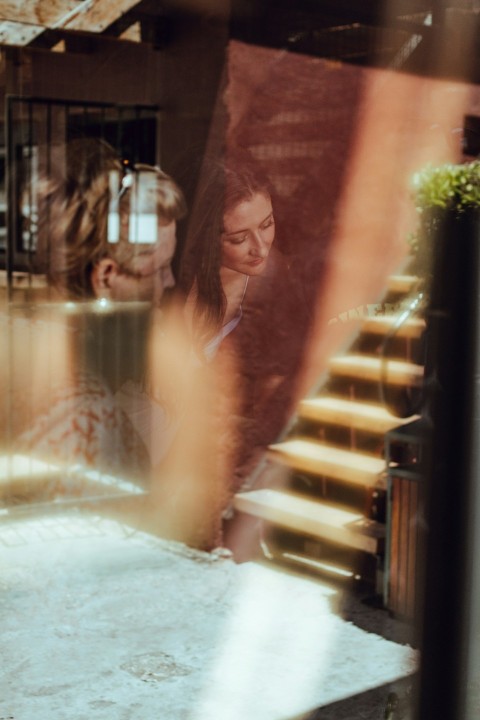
[409,160,480,281]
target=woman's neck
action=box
[220,266,249,325]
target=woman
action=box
[179,154,308,491]
[180,155,277,362]
[18,138,187,491]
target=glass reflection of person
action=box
[19,138,186,489]
[38,142,184,306]
[181,158,276,362]
[179,155,308,493]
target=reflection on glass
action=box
[1,7,480,718]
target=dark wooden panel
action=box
[388,474,420,619]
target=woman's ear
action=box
[91,257,119,299]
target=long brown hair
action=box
[179,153,274,343]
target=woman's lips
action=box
[248,257,265,267]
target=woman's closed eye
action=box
[224,216,274,246]
[226,234,248,246]
[260,215,275,230]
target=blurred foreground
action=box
[0,511,416,720]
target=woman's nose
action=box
[251,231,269,256]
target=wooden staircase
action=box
[232,274,425,586]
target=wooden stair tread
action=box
[267,438,385,487]
[0,454,145,499]
[0,454,62,481]
[362,315,425,338]
[233,488,384,554]
[0,454,62,499]
[299,397,419,434]
[329,354,424,385]
[388,275,421,293]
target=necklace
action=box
[223,274,249,326]
[239,275,249,310]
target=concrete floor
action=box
[0,509,416,720]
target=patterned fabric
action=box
[115,379,180,468]
[17,372,150,496]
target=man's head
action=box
[92,164,185,304]
[35,139,186,304]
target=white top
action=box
[200,275,249,363]
[202,307,243,362]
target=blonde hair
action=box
[35,139,186,299]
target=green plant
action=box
[412,161,480,213]
[409,161,480,260]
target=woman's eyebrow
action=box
[224,211,274,236]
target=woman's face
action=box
[221,192,275,276]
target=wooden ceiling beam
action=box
[0,0,143,34]
[101,7,141,40]
[0,1,83,28]
[0,20,45,45]
[63,0,143,33]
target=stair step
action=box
[267,439,385,487]
[0,454,62,499]
[233,488,384,554]
[0,454,145,502]
[388,275,421,294]
[278,551,358,580]
[329,355,424,386]
[362,315,425,338]
[299,397,419,434]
